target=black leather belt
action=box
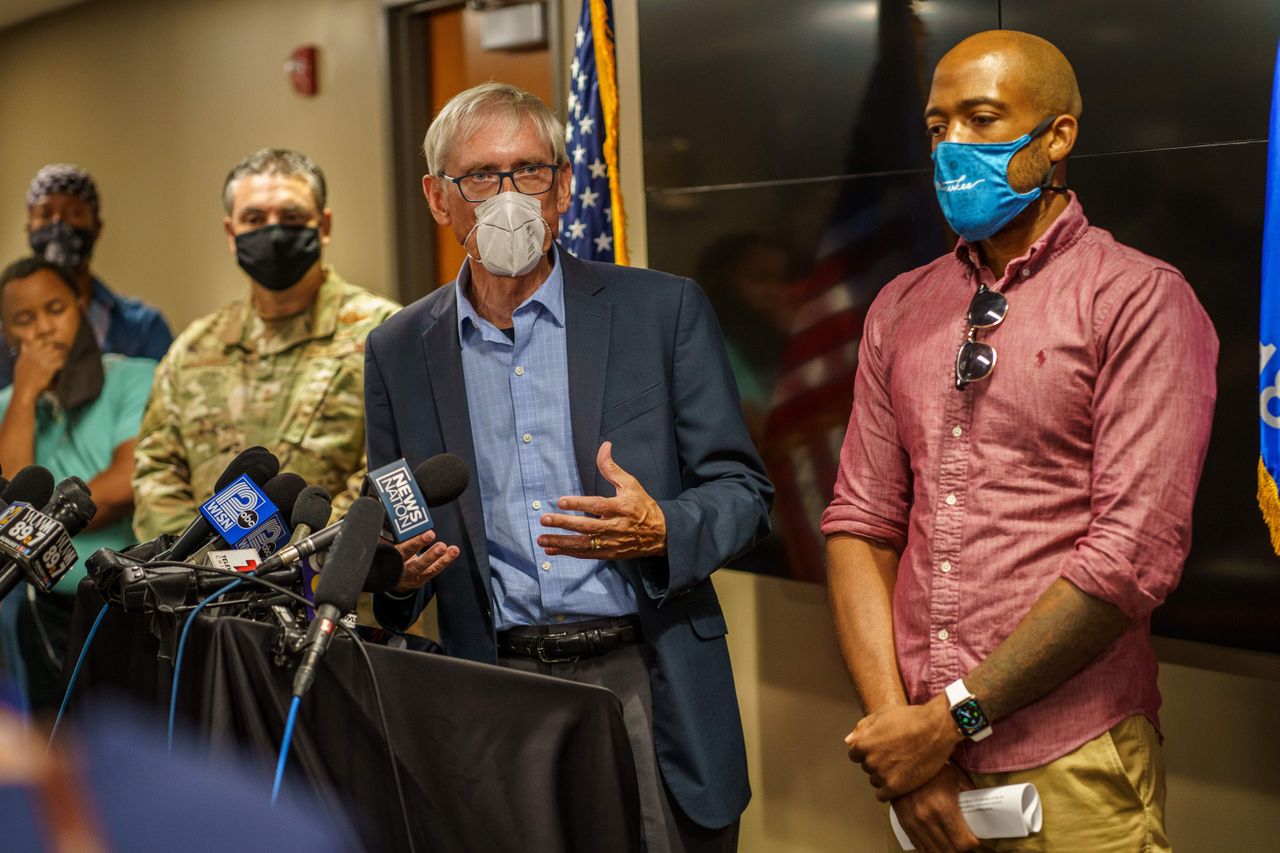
[497,618,641,664]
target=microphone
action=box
[291,497,384,699]
[158,447,280,562]
[0,476,97,602]
[197,542,404,598]
[365,453,470,542]
[183,472,310,565]
[286,486,333,547]
[254,453,470,577]
[4,465,56,509]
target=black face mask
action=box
[234,224,321,292]
[29,222,96,271]
[54,316,105,413]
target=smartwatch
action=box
[945,678,992,742]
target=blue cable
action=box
[48,601,108,746]
[272,694,302,805]
[168,578,243,753]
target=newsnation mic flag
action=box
[1260,38,1280,555]
[560,0,628,264]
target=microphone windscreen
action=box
[365,543,405,594]
[3,465,55,509]
[291,485,333,531]
[261,473,307,521]
[413,453,470,507]
[315,497,384,613]
[215,446,280,492]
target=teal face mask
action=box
[932,116,1059,242]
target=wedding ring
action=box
[591,535,601,551]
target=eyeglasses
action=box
[438,163,560,203]
[954,285,1008,390]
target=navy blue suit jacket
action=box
[365,252,773,829]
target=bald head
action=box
[938,31,1082,119]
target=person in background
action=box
[696,232,797,444]
[132,148,399,539]
[0,256,155,712]
[0,163,174,388]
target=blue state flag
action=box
[1258,38,1280,555]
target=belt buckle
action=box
[534,632,579,664]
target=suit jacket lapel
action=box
[420,292,492,595]
[562,255,611,496]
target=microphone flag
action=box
[367,459,433,542]
[199,474,290,556]
[0,503,77,591]
[1259,37,1280,555]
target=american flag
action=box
[560,0,627,263]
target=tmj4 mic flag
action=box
[1258,38,1280,555]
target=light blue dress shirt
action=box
[456,249,637,629]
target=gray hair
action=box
[222,148,327,214]
[423,81,566,175]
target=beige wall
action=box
[0,0,396,332]
[5,2,1278,850]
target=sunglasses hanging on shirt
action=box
[954,285,1009,390]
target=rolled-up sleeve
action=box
[1060,268,1218,620]
[820,291,912,553]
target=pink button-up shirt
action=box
[820,195,1217,772]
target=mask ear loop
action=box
[1028,116,1071,195]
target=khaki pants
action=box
[889,715,1169,852]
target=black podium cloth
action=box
[65,582,643,853]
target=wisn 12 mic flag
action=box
[199,474,290,556]
[368,459,433,542]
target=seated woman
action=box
[0,256,155,712]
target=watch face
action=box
[952,697,990,736]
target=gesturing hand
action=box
[390,529,460,593]
[537,441,667,560]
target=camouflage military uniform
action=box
[132,268,399,539]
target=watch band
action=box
[945,678,993,742]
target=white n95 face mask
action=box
[466,191,547,277]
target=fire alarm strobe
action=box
[285,45,318,97]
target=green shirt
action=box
[0,354,156,594]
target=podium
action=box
[64,582,643,853]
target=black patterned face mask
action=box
[29,222,96,271]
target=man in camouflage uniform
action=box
[132,149,399,538]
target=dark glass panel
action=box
[1002,0,1280,153]
[637,0,997,189]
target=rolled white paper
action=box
[890,782,1042,850]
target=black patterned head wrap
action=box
[25,163,100,219]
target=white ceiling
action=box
[0,0,90,32]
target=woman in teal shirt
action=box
[0,256,155,711]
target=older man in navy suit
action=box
[365,82,772,852]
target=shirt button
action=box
[540,561,551,572]
[951,425,962,438]
[945,493,957,506]
[1021,268,1031,278]
[532,500,542,510]
[522,433,533,444]
[938,629,950,641]
[940,561,952,573]
[514,366,525,376]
